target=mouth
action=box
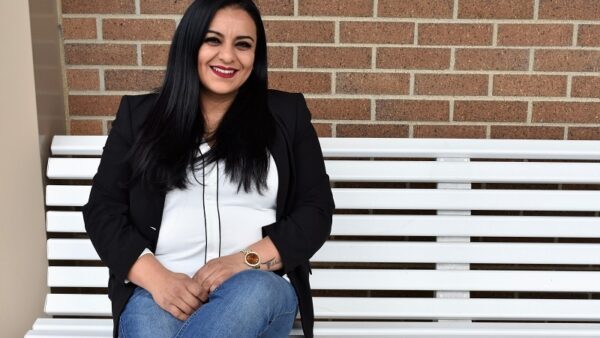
[210,65,238,79]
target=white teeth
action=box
[211,67,235,75]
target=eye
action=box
[204,37,220,45]
[236,41,253,50]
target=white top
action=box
[153,143,278,277]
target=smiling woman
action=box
[81,0,334,338]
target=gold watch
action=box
[240,248,261,269]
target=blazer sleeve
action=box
[262,93,335,274]
[82,96,152,283]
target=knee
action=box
[221,270,296,311]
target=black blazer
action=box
[82,90,335,338]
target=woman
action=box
[82,0,334,337]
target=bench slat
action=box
[47,212,600,238]
[47,157,600,184]
[45,186,600,211]
[28,319,600,337]
[48,266,600,292]
[51,136,600,160]
[48,239,600,264]
[44,294,600,321]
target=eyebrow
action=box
[206,30,255,42]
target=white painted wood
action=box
[46,213,600,237]
[45,185,90,207]
[319,138,600,160]
[334,188,600,211]
[46,211,85,232]
[44,186,600,211]
[48,267,108,287]
[48,266,600,292]
[47,158,100,179]
[51,136,600,160]
[313,298,600,321]
[51,136,107,156]
[331,215,600,238]
[47,158,600,184]
[26,320,600,337]
[43,294,600,321]
[326,161,600,184]
[48,239,600,265]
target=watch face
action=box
[246,252,260,265]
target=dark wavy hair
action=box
[129,0,275,193]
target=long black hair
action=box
[129,0,275,193]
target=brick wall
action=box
[61,0,600,139]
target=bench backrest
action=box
[45,136,600,322]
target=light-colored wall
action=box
[0,0,65,336]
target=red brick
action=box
[299,0,373,16]
[533,102,600,123]
[269,71,331,94]
[455,49,529,71]
[415,74,489,96]
[268,47,293,68]
[298,47,371,69]
[569,127,600,140]
[377,48,450,70]
[142,44,170,66]
[70,119,103,135]
[340,22,413,44]
[62,0,135,14]
[414,125,486,138]
[103,19,176,41]
[67,69,100,91]
[264,21,334,43]
[377,100,449,121]
[454,101,528,122]
[65,44,137,65]
[337,73,410,95]
[498,24,573,46]
[493,75,567,97]
[535,50,600,72]
[539,0,600,20]
[69,95,122,116]
[572,76,600,98]
[578,25,600,47]
[313,123,333,137]
[459,0,534,19]
[140,0,193,14]
[62,18,97,40]
[255,0,294,16]
[491,126,564,139]
[105,70,165,91]
[378,0,454,18]
[419,24,493,46]
[337,124,409,137]
[306,99,371,120]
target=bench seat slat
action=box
[51,136,600,160]
[46,186,600,211]
[44,294,600,321]
[48,212,600,238]
[47,157,600,184]
[27,319,600,337]
[48,239,600,264]
[48,266,600,292]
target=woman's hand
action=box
[146,270,205,321]
[192,253,248,295]
[127,254,205,321]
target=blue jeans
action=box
[119,270,298,338]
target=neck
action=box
[200,90,236,138]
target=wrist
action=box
[240,248,261,270]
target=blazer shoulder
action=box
[121,93,158,132]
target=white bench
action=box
[26,135,600,337]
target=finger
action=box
[181,289,202,310]
[174,298,195,316]
[169,305,188,321]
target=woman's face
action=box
[198,7,257,101]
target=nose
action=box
[218,43,235,64]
